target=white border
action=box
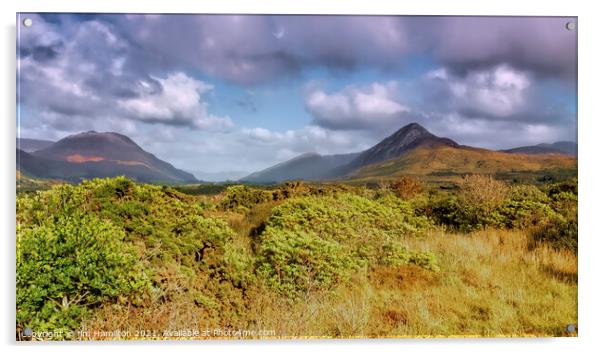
[2,1,601,354]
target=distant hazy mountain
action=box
[241,152,360,183]
[335,123,459,176]
[17,131,196,183]
[16,138,55,152]
[194,170,250,182]
[500,141,577,156]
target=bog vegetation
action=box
[16,174,577,339]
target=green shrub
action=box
[381,241,440,271]
[507,184,550,204]
[257,230,357,295]
[16,177,253,331]
[218,185,274,211]
[432,183,562,232]
[531,217,578,253]
[16,213,149,336]
[256,193,438,296]
[431,197,482,232]
[430,175,511,232]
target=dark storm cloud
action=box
[20,42,64,62]
[105,14,411,85]
[97,15,576,85]
[416,16,577,81]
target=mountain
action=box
[336,123,459,175]
[18,131,196,183]
[241,152,360,183]
[243,122,578,183]
[16,138,55,152]
[500,141,577,156]
[349,145,577,181]
[243,123,459,182]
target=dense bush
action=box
[531,217,578,253]
[431,178,570,233]
[218,185,274,211]
[16,212,149,336]
[529,179,578,252]
[17,177,253,333]
[546,179,578,219]
[256,193,438,296]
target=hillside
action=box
[241,152,359,183]
[244,123,461,182]
[18,131,197,183]
[501,141,577,156]
[244,122,577,183]
[336,123,459,176]
[16,138,55,152]
[349,145,577,180]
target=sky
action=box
[17,14,577,180]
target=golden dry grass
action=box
[84,228,576,339]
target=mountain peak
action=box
[22,131,197,183]
[338,122,458,174]
[388,122,433,145]
[404,122,428,131]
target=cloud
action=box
[425,113,574,150]
[118,73,233,129]
[422,65,573,125]
[241,125,367,153]
[23,15,576,90]
[108,15,411,85]
[109,15,575,84]
[304,82,410,131]
[425,65,531,119]
[18,15,231,132]
[417,16,577,81]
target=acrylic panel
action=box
[16,14,577,341]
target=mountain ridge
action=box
[243,122,577,183]
[500,141,577,156]
[242,151,360,183]
[16,138,55,153]
[18,131,196,183]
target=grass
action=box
[82,228,577,339]
[17,176,577,339]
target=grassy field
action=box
[16,174,578,340]
[83,228,577,338]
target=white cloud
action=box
[242,125,371,155]
[426,65,531,119]
[304,81,410,130]
[118,72,234,130]
[426,113,569,150]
